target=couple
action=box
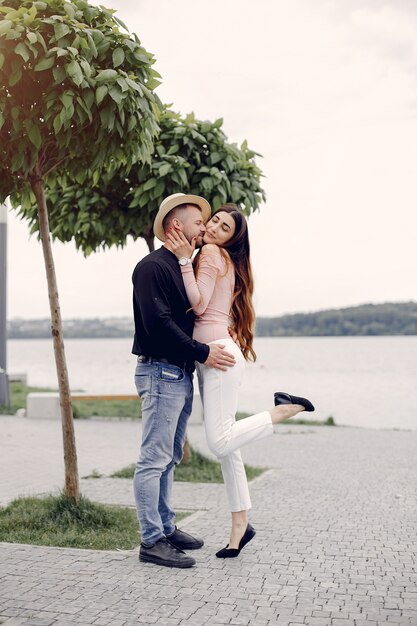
[131,192,314,568]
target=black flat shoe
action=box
[274,391,315,412]
[215,524,256,558]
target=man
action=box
[132,192,236,568]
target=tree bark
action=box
[182,436,192,465]
[31,164,80,503]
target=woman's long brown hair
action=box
[195,204,257,362]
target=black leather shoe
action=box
[166,526,204,550]
[139,538,196,568]
[274,391,315,412]
[215,524,256,558]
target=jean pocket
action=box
[159,365,185,382]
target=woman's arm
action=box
[181,246,222,315]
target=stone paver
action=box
[0,415,416,625]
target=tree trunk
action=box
[182,436,192,464]
[143,231,155,252]
[31,166,80,503]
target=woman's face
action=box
[203,211,236,246]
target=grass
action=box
[111,446,265,483]
[1,381,141,419]
[0,492,189,550]
[0,493,140,550]
[286,416,336,426]
[0,382,55,415]
[72,398,141,419]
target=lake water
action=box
[7,336,417,431]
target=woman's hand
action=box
[166,227,196,260]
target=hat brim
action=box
[153,194,212,242]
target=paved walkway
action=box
[0,414,416,626]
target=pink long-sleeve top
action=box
[181,244,235,344]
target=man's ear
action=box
[172,217,183,231]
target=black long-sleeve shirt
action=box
[131,246,210,369]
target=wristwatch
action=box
[178,257,192,266]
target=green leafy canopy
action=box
[0,0,161,202]
[16,108,266,254]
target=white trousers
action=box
[196,338,274,512]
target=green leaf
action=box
[28,124,42,150]
[109,86,123,104]
[154,180,165,197]
[11,148,25,172]
[0,20,12,35]
[52,66,66,83]
[79,59,91,78]
[66,59,83,86]
[26,31,37,45]
[15,42,30,62]
[0,52,4,70]
[99,105,113,128]
[167,144,179,155]
[60,92,73,109]
[86,34,97,57]
[9,67,22,86]
[95,85,107,105]
[113,15,129,31]
[112,47,125,68]
[84,90,94,109]
[53,113,63,134]
[96,69,118,82]
[0,110,4,130]
[159,163,171,177]
[146,77,161,91]
[35,31,47,52]
[34,56,55,71]
[116,77,129,92]
[142,178,156,191]
[63,3,76,19]
[179,169,188,187]
[54,23,70,40]
[23,6,37,26]
[125,77,143,94]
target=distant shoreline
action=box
[8,301,417,338]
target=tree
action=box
[0,0,161,502]
[15,107,266,253]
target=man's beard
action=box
[195,235,205,248]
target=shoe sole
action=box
[167,541,204,550]
[139,554,195,568]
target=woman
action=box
[166,205,314,558]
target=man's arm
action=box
[134,261,208,362]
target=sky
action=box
[5,0,417,319]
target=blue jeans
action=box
[133,360,194,546]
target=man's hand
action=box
[205,343,236,371]
[166,228,196,260]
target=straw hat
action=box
[153,193,211,242]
